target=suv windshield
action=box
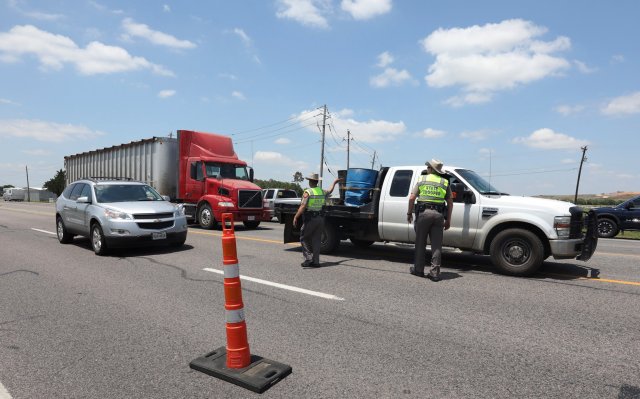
[455,169,509,196]
[95,184,164,203]
[205,162,249,180]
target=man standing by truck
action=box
[293,173,341,267]
[407,159,453,281]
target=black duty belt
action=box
[416,203,444,213]
[305,211,323,217]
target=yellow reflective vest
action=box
[417,174,448,204]
[305,187,325,211]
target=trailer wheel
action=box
[489,228,543,276]
[350,238,374,248]
[320,221,340,254]
[56,216,74,244]
[243,221,261,229]
[198,204,217,230]
[91,223,108,256]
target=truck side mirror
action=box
[249,167,254,182]
[451,183,464,202]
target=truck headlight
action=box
[554,216,571,239]
[218,202,234,208]
[104,208,132,220]
[174,204,186,216]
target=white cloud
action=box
[163,4,171,12]
[275,138,291,144]
[0,98,20,105]
[370,67,414,88]
[0,25,174,76]
[158,89,176,98]
[444,92,492,107]
[421,19,571,106]
[233,28,252,47]
[7,0,64,21]
[419,128,446,138]
[231,91,246,100]
[554,104,584,116]
[219,73,238,80]
[601,91,640,115]
[121,18,196,49]
[561,158,576,164]
[297,108,405,143]
[574,60,596,74]
[611,54,624,64]
[22,149,50,156]
[0,119,105,142]
[89,1,124,14]
[376,51,394,67]
[341,0,392,20]
[276,0,330,29]
[512,128,589,150]
[254,151,307,169]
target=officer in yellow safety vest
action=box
[407,159,453,281]
[293,173,342,267]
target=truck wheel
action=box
[198,204,217,230]
[91,223,108,256]
[596,218,618,238]
[56,216,74,244]
[350,238,374,248]
[243,221,261,229]
[489,228,543,276]
[320,221,340,254]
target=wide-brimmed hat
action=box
[425,159,444,174]
[305,173,322,181]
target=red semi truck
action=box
[64,130,264,229]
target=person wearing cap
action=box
[293,173,342,267]
[407,159,453,281]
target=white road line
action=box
[203,268,345,301]
[0,381,12,399]
[31,228,56,235]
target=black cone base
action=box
[190,347,292,393]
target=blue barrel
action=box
[344,168,378,206]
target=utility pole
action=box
[574,146,588,204]
[25,165,31,202]
[319,104,327,187]
[371,151,377,169]
[344,129,353,169]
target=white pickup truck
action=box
[276,165,598,276]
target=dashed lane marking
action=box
[203,268,345,301]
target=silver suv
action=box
[55,178,188,255]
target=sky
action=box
[0,0,639,197]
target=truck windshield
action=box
[455,169,509,196]
[95,184,164,203]
[205,162,249,180]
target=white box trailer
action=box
[2,188,26,201]
[64,137,180,200]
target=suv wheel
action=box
[56,217,74,244]
[91,223,108,256]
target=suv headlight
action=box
[174,204,186,216]
[554,216,571,239]
[104,208,132,220]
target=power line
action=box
[231,106,324,136]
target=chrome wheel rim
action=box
[92,227,102,252]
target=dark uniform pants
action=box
[300,214,324,264]
[413,209,444,276]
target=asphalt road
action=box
[1,201,639,399]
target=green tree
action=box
[254,178,303,196]
[43,169,66,196]
[2,184,15,190]
[293,171,304,183]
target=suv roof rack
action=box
[85,176,135,182]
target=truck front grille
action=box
[569,206,584,239]
[238,190,262,208]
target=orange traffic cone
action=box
[189,212,291,393]
[220,213,251,368]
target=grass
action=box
[614,230,640,240]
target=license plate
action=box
[152,232,167,240]
[248,216,255,221]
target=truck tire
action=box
[91,223,109,256]
[56,216,74,244]
[243,221,261,229]
[350,238,374,248]
[489,228,543,276]
[320,221,340,254]
[198,204,217,230]
[596,218,618,238]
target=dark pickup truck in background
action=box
[592,195,640,238]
